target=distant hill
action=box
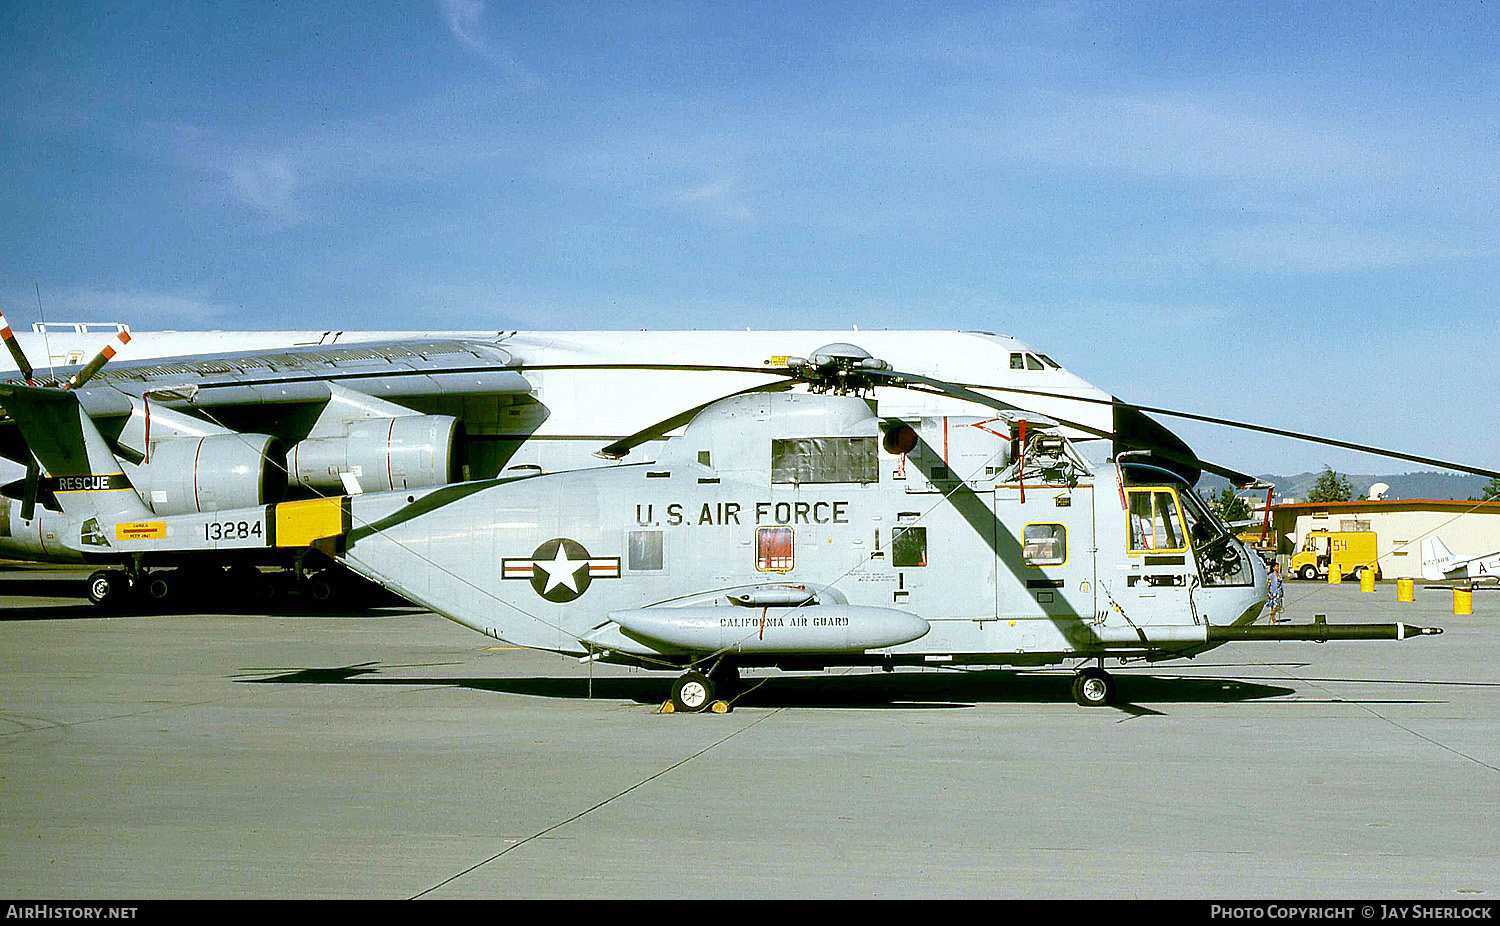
[1197,471,1491,502]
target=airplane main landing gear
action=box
[1071,666,1116,707]
[86,570,128,607]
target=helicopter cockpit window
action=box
[771,437,878,484]
[1180,488,1255,587]
[1127,489,1187,553]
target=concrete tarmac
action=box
[1,567,1497,899]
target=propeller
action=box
[0,320,135,517]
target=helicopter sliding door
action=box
[993,485,1098,627]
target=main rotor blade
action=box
[595,378,799,459]
[561,357,1479,485]
[865,368,1065,428]
[945,382,1500,483]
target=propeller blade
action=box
[62,328,131,391]
[0,311,35,384]
[20,458,38,521]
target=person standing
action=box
[1267,561,1286,623]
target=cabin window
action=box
[1023,523,1067,566]
[771,437,878,484]
[756,527,795,572]
[892,526,927,567]
[628,530,663,571]
[1127,489,1187,553]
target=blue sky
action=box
[2,1,1497,478]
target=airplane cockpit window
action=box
[771,437,878,484]
[1010,352,1025,370]
[1036,354,1061,369]
[1025,354,1044,370]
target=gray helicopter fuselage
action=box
[339,392,1267,669]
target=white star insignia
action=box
[534,545,589,594]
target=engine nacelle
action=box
[290,415,461,492]
[127,434,287,515]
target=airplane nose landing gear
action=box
[1071,666,1116,707]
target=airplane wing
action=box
[0,337,534,516]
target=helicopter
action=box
[0,342,1446,709]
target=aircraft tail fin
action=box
[1420,536,1457,581]
[0,382,152,521]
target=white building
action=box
[1269,499,1500,579]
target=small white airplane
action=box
[1421,536,1500,582]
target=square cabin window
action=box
[629,530,663,571]
[892,526,928,567]
[756,527,794,573]
[1023,523,1066,566]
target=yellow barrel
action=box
[1396,577,1415,602]
[1327,566,1342,585]
[1454,586,1473,616]
[1359,567,1376,593]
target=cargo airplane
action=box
[0,317,1206,606]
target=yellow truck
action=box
[1290,530,1380,581]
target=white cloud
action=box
[226,156,304,224]
[435,0,539,87]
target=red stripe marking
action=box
[193,438,205,512]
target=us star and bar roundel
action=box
[502,538,621,602]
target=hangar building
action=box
[1268,499,1500,580]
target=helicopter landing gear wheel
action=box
[670,671,715,713]
[1071,667,1116,707]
